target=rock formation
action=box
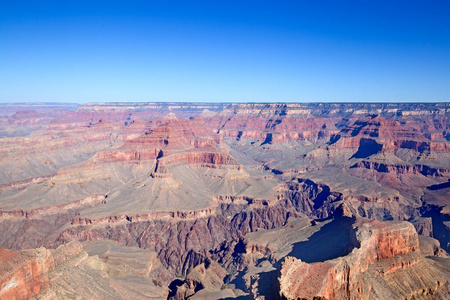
[0,102,448,299]
[278,218,449,299]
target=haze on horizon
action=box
[1,1,449,104]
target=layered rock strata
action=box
[278,219,449,299]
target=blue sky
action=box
[0,1,449,103]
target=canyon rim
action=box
[0,102,449,299]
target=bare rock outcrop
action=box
[0,247,54,300]
[1,102,449,299]
[168,259,228,300]
[278,220,448,299]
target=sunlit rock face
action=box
[278,219,434,300]
[0,102,449,299]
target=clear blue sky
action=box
[1,1,449,103]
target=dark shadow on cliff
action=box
[426,180,450,191]
[421,205,450,252]
[350,138,383,159]
[261,133,272,146]
[312,185,331,210]
[167,279,184,299]
[224,270,248,294]
[222,268,279,300]
[287,216,358,263]
[219,296,248,300]
[254,269,280,299]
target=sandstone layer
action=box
[0,102,448,299]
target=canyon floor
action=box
[0,102,449,299]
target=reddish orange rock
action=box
[0,248,54,300]
[278,220,445,300]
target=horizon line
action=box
[1,101,449,106]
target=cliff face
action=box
[0,241,169,300]
[0,102,449,299]
[57,201,301,276]
[0,248,54,300]
[278,220,448,300]
[350,161,450,177]
[0,241,93,300]
[326,115,449,158]
[197,104,340,144]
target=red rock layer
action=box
[197,104,337,142]
[278,220,422,300]
[0,242,86,300]
[0,248,54,300]
[159,151,238,167]
[329,115,449,155]
[94,119,220,164]
[351,161,450,177]
[0,194,106,220]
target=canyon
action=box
[0,102,449,299]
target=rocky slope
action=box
[278,216,449,300]
[0,240,168,299]
[0,102,448,299]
